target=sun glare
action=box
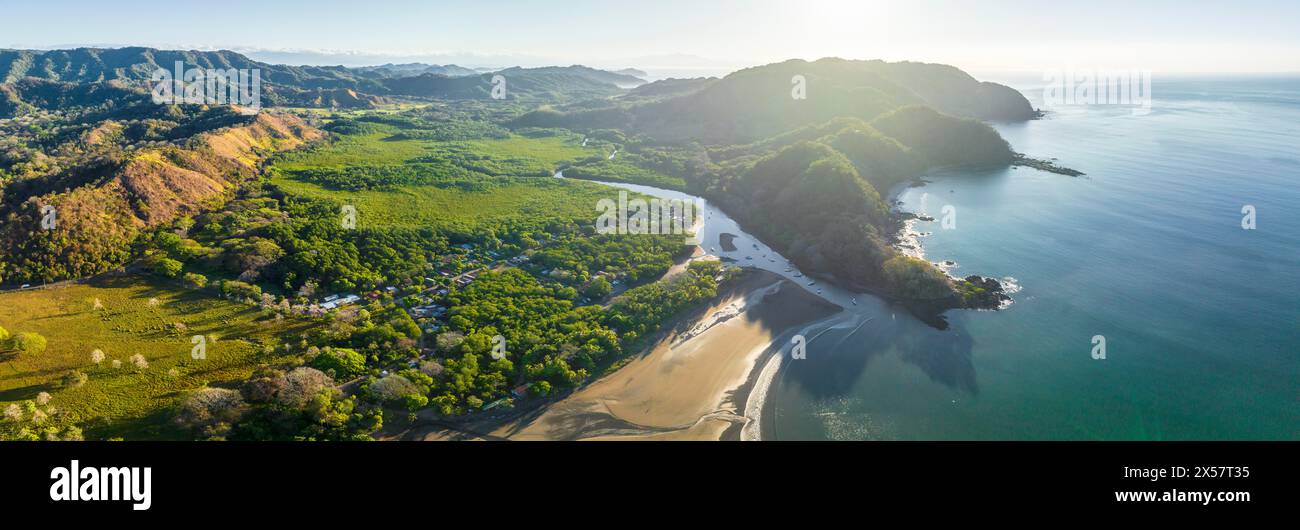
[778,0,902,61]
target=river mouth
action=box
[556,172,930,440]
[556,171,873,311]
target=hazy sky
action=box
[3,0,1298,73]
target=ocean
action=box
[770,76,1300,440]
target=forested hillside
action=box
[515,58,1036,143]
[0,110,321,283]
[0,47,642,112]
[698,112,1012,313]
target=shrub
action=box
[175,388,247,437]
[276,367,336,408]
[309,347,367,379]
[150,257,183,277]
[368,374,428,411]
[62,370,88,388]
[183,272,208,289]
[13,332,47,355]
[220,280,262,300]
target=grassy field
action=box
[275,128,432,168]
[273,174,622,231]
[275,123,593,173]
[280,102,433,118]
[562,157,688,190]
[456,134,591,170]
[269,121,632,231]
[0,276,316,439]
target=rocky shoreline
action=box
[894,275,1010,330]
[1012,153,1084,176]
[888,193,1013,329]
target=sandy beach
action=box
[393,268,840,441]
[488,269,840,441]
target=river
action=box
[555,171,896,440]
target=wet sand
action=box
[487,269,841,441]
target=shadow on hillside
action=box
[0,381,55,402]
[0,365,76,384]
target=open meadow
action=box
[0,277,316,439]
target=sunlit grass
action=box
[269,121,623,230]
[0,277,315,439]
[276,129,431,169]
[272,171,618,230]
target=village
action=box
[311,237,635,377]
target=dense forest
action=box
[0,104,320,285]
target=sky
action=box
[2,0,1298,74]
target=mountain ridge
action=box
[0,47,644,109]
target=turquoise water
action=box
[771,77,1300,440]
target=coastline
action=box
[474,268,840,441]
[888,179,1020,312]
[397,172,1016,442]
[437,176,1011,442]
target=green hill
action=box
[515,58,1035,143]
